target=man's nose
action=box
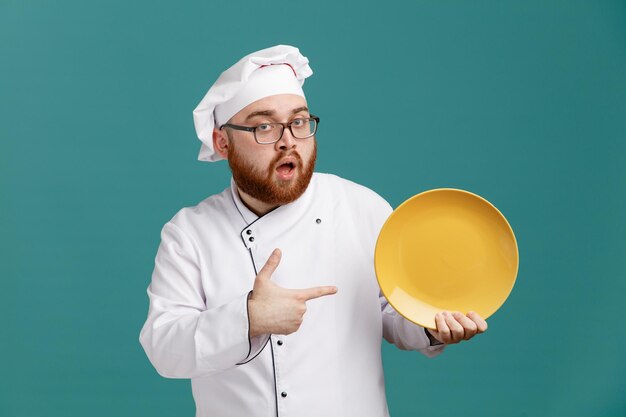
[276,126,296,151]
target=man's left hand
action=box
[427,311,488,344]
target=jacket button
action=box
[277,340,283,346]
[246,230,252,235]
[281,392,287,398]
[316,218,321,224]
[248,237,254,242]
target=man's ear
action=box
[213,128,229,159]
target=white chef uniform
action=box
[139,172,445,417]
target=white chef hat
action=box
[193,45,313,162]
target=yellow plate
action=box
[375,189,519,330]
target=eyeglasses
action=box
[220,116,320,144]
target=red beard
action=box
[227,141,317,206]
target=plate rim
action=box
[374,188,519,329]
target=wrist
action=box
[424,328,444,346]
[247,296,266,338]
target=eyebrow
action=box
[244,106,310,122]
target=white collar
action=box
[229,174,319,250]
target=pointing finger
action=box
[257,249,282,280]
[297,286,338,301]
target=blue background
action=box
[2,0,625,416]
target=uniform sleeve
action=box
[380,292,446,358]
[139,222,264,379]
[370,193,446,358]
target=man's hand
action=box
[248,248,338,337]
[426,311,488,345]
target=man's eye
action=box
[291,119,306,127]
[257,124,274,131]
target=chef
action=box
[139,45,488,417]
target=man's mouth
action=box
[275,156,298,180]
[276,162,295,179]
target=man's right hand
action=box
[247,248,338,338]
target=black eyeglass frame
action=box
[219,115,320,144]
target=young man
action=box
[139,45,487,417]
